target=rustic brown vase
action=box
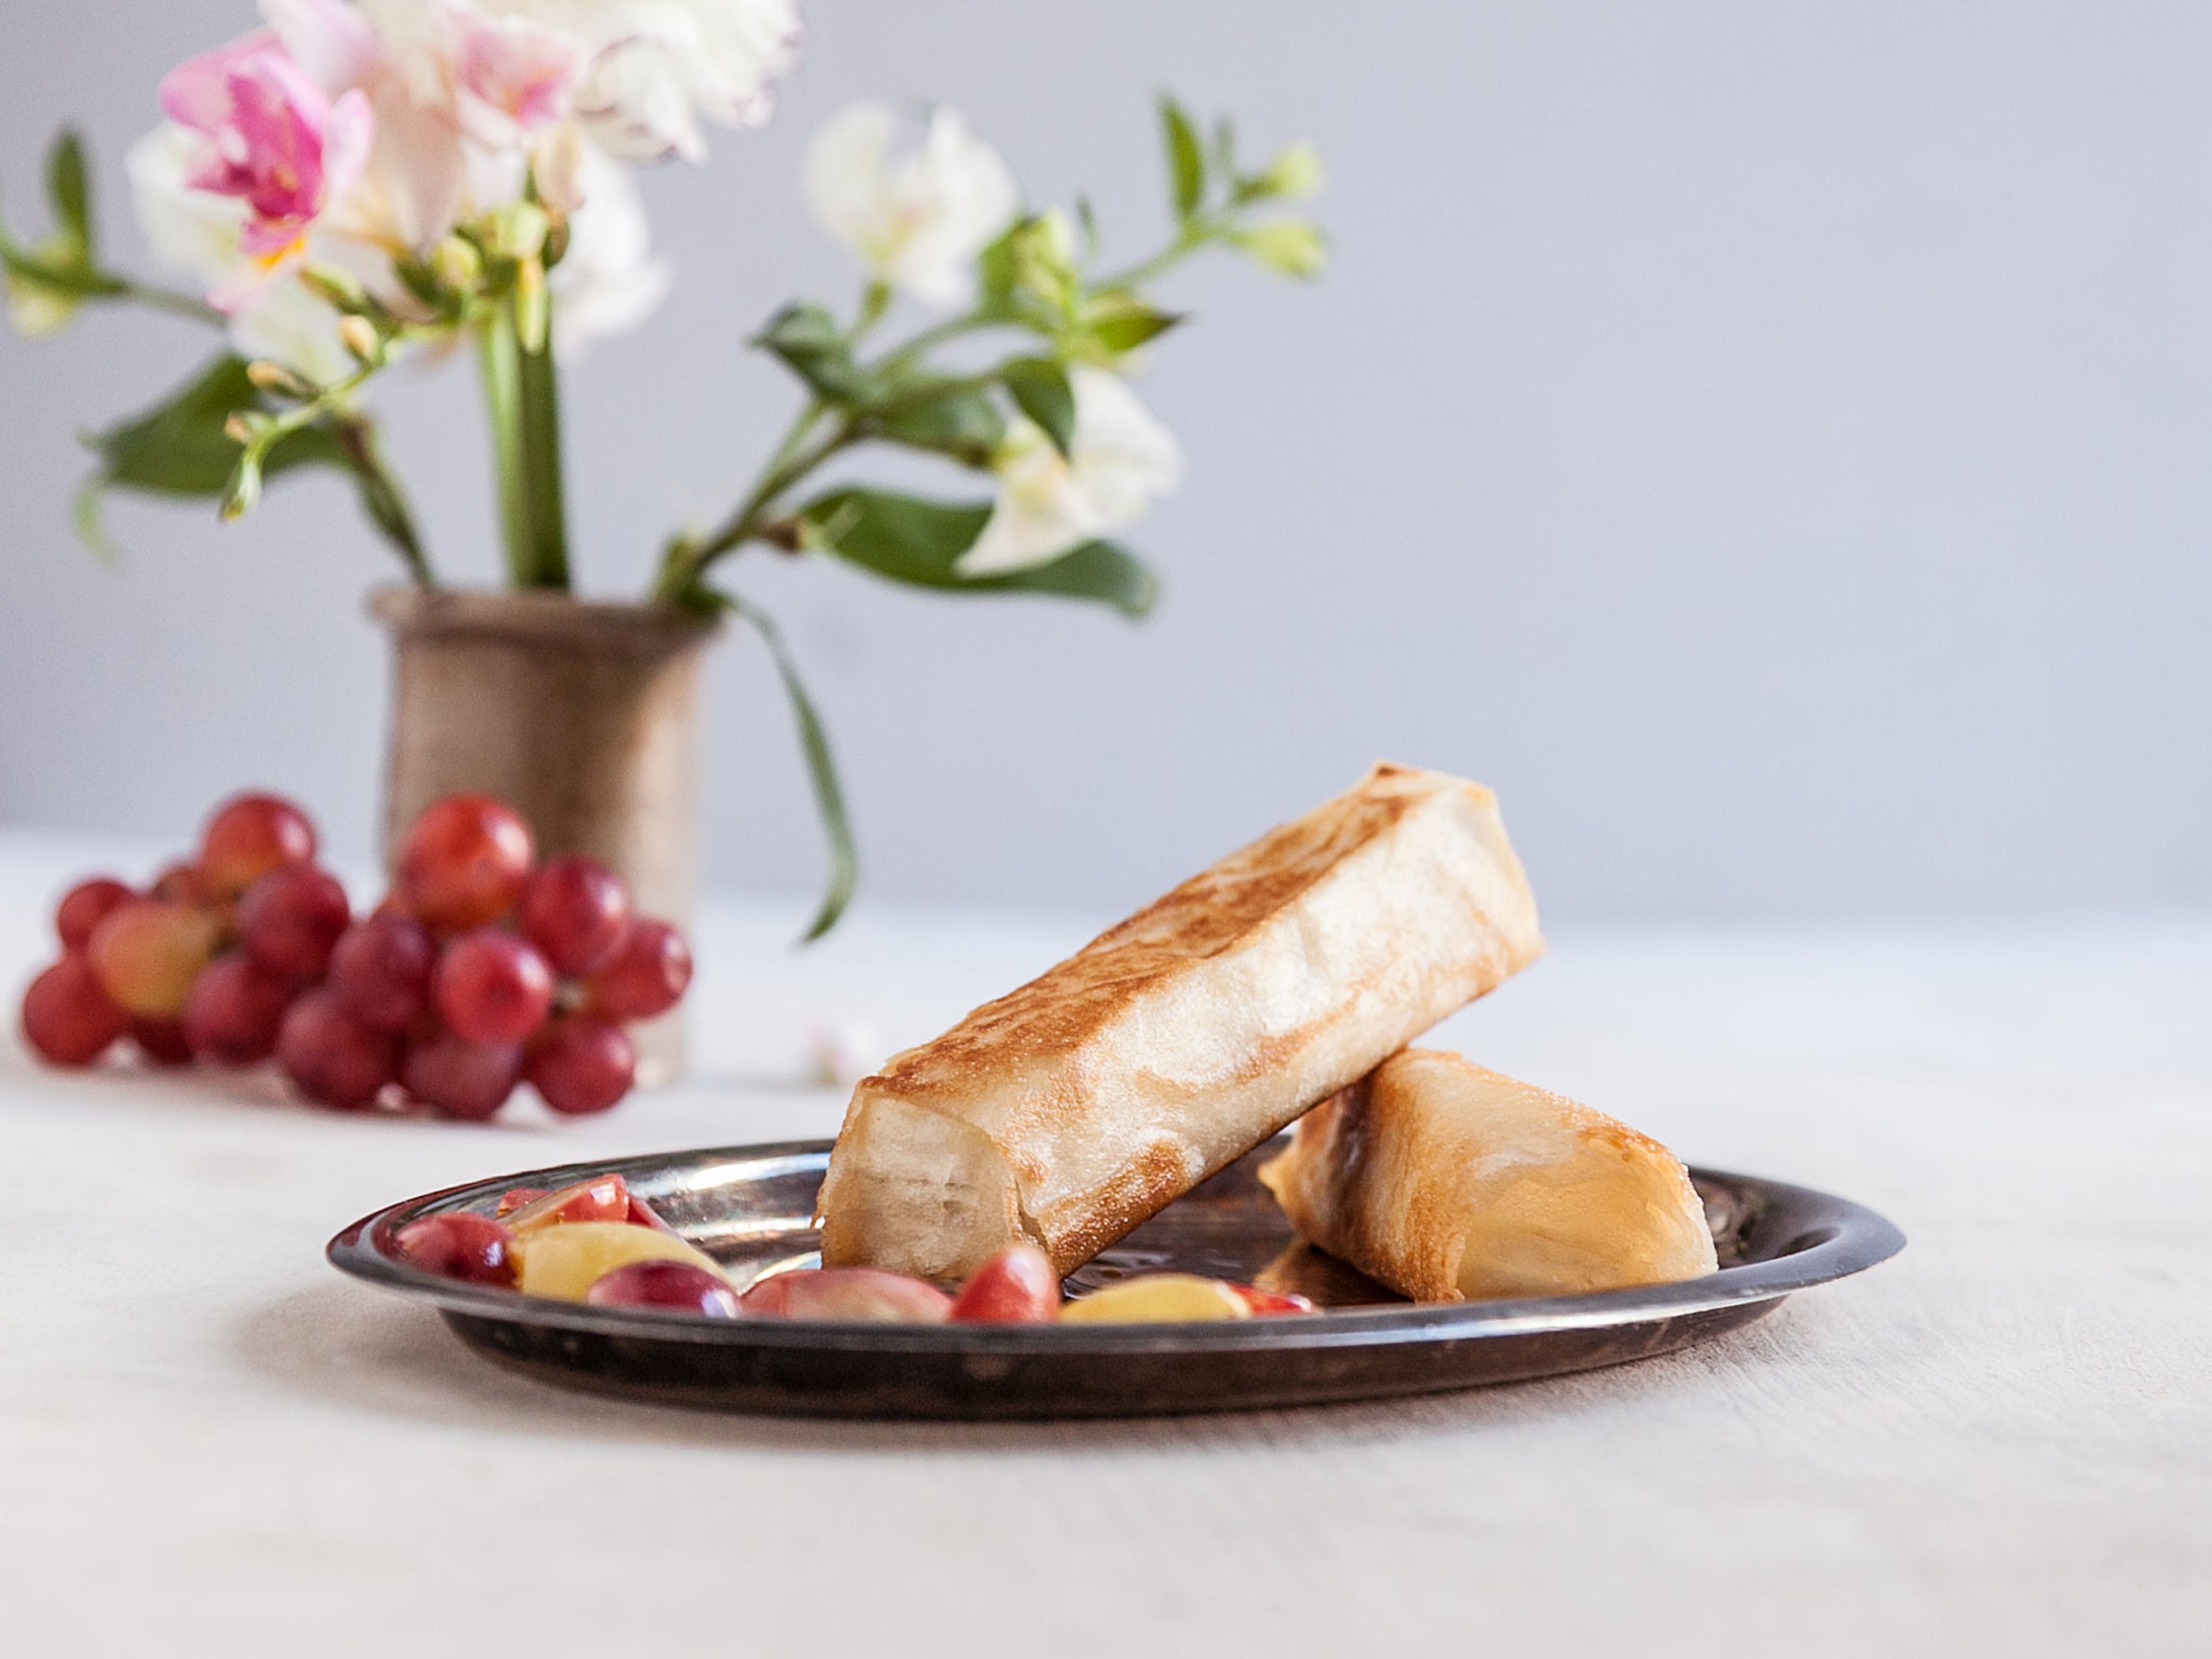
[370,585,723,1084]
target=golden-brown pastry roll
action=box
[1259,1050,1718,1301]
[817,764,1546,1282]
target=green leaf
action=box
[46,129,92,258]
[715,590,858,942]
[1084,293,1185,354]
[796,488,1161,620]
[1159,94,1206,219]
[871,380,1006,467]
[752,301,871,404]
[81,355,338,498]
[987,538,1159,618]
[975,221,1021,316]
[73,354,429,576]
[87,356,269,496]
[1001,357,1075,458]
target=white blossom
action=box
[960,368,1182,575]
[483,0,801,162]
[550,139,672,358]
[802,102,1018,306]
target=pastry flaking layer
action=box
[1259,1050,1719,1302]
[816,764,1546,1281]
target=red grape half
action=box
[585,1260,738,1317]
[391,1213,516,1287]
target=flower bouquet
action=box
[2,0,1325,938]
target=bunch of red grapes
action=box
[18,791,692,1120]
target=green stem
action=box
[655,409,862,600]
[478,295,570,590]
[115,278,224,327]
[331,414,434,587]
[1093,222,1214,293]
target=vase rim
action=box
[368,583,725,652]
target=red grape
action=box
[328,912,435,1031]
[87,899,222,1018]
[433,931,554,1046]
[180,952,295,1065]
[395,794,533,933]
[20,956,127,1066]
[517,855,630,976]
[200,792,317,899]
[128,1018,194,1067]
[525,1018,635,1116]
[391,1213,515,1287]
[276,988,398,1109]
[237,863,350,983]
[949,1244,1063,1324]
[151,862,217,907]
[400,1029,522,1121]
[495,1186,551,1216]
[585,1259,738,1317]
[55,877,133,952]
[579,920,691,1021]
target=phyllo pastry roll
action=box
[817,764,1546,1282]
[1259,1049,1718,1302]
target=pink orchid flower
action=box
[158,27,373,309]
[444,3,586,147]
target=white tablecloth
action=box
[1,830,2205,1656]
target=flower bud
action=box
[220,454,264,522]
[514,259,550,354]
[1232,219,1328,279]
[486,201,551,262]
[1009,211,1080,314]
[300,264,369,312]
[222,410,277,446]
[1260,140,1325,201]
[337,313,384,365]
[432,236,483,293]
[245,359,315,397]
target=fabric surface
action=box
[0,831,2203,1656]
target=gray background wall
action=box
[1,2,2204,922]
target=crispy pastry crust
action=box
[1259,1049,1718,1302]
[817,764,1546,1281]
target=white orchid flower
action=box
[548,139,672,358]
[960,367,1182,576]
[449,0,800,162]
[802,102,1019,306]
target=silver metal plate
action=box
[327,1137,1903,1419]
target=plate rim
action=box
[325,1138,1906,1355]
